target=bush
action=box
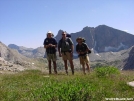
[94,66,120,77]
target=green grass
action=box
[0,67,134,101]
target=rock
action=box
[123,46,134,70]
[127,81,134,87]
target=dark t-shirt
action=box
[76,43,88,56]
[43,38,57,54]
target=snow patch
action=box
[104,43,128,52]
[93,41,98,53]
[95,53,101,57]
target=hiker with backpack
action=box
[58,31,74,75]
[76,37,91,74]
[43,31,57,74]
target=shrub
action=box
[94,66,120,77]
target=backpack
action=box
[58,38,72,52]
[66,34,71,38]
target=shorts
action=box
[61,52,73,60]
[79,55,90,66]
[47,53,56,61]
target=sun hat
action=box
[76,37,83,42]
[47,31,52,34]
[47,31,54,37]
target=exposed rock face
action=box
[0,42,33,73]
[0,57,26,73]
[94,25,134,52]
[123,46,134,70]
[55,25,134,53]
[8,44,45,58]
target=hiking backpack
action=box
[58,37,72,52]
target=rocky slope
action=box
[123,46,134,70]
[0,41,38,73]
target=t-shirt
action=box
[43,38,57,54]
[76,43,88,56]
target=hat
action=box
[76,37,83,42]
[47,31,52,34]
[47,31,54,37]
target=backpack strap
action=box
[67,38,72,46]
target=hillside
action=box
[0,41,43,73]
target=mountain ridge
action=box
[55,25,134,53]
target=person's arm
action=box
[68,38,74,53]
[76,45,80,54]
[71,45,74,53]
[44,45,49,48]
[43,39,48,49]
[58,40,62,57]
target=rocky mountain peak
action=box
[54,25,134,53]
[8,44,19,50]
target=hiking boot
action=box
[72,70,74,75]
[49,71,52,74]
[54,71,57,74]
[66,71,68,75]
[83,72,86,75]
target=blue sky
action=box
[0,0,134,48]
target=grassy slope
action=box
[0,70,134,101]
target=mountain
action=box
[123,46,134,70]
[0,42,30,62]
[55,25,134,53]
[0,41,32,73]
[0,41,48,74]
[8,44,45,58]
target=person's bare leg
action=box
[53,61,57,74]
[82,64,86,74]
[69,60,74,75]
[48,60,51,74]
[63,60,68,74]
[86,63,90,72]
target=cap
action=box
[47,31,52,34]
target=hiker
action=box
[58,31,74,75]
[76,37,91,74]
[43,31,57,74]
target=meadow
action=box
[0,67,134,101]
